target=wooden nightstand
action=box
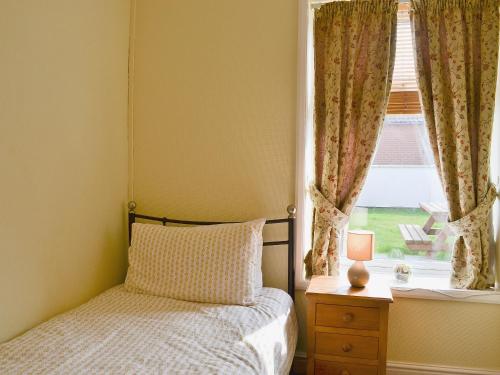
[306,276,393,375]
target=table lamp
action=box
[347,230,374,288]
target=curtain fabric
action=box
[311,0,398,276]
[411,0,499,289]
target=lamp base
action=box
[348,260,370,288]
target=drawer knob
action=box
[340,370,350,375]
[341,343,352,352]
[342,313,354,322]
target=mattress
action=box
[0,285,297,375]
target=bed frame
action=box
[127,201,296,301]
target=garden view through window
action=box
[344,8,453,274]
[347,114,453,269]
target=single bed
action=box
[0,203,298,374]
[0,285,297,374]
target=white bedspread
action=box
[0,286,297,375]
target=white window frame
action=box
[295,0,314,291]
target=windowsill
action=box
[297,272,500,305]
[380,274,500,304]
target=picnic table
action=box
[420,202,448,234]
[398,202,452,256]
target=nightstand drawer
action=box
[316,304,380,331]
[316,332,379,360]
[315,360,378,375]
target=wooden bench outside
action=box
[399,222,453,256]
[420,202,448,235]
[398,224,432,251]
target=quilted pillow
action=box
[125,219,265,305]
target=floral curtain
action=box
[310,0,398,276]
[411,0,499,289]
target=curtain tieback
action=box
[447,183,497,237]
[310,185,349,233]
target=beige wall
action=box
[130,0,297,222]
[388,297,500,369]
[130,0,500,370]
[0,0,130,342]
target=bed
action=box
[0,202,298,374]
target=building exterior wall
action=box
[356,165,446,208]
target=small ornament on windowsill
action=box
[394,263,412,283]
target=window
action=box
[345,8,451,277]
[296,2,452,288]
[345,113,452,277]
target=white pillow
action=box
[125,219,265,305]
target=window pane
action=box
[348,115,453,270]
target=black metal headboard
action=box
[127,201,296,301]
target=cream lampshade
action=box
[347,230,374,288]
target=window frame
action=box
[296,0,500,303]
[295,0,313,290]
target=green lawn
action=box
[349,207,451,261]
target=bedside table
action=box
[306,276,393,375]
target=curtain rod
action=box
[310,0,410,9]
